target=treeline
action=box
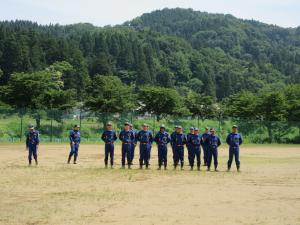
[0,62,299,143]
[0,8,299,100]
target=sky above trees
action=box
[0,0,299,28]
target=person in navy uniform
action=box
[154,124,170,170]
[207,128,221,171]
[129,124,137,165]
[137,124,153,169]
[68,125,81,164]
[119,122,135,169]
[171,126,187,170]
[200,127,210,166]
[186,127,194,166]
[26,125,40,166]
[226,125,243,172]
[101,122,117,168]
[170,125,178,157]
[188,127,202,171]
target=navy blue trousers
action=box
[203,144,209,165]
[104,143,114,165]
[69,143,79,157]
[188,146,201,167]
[139,143,150,166]
[121,143,132,166]
[228,147,240,168]
[173,146,184,165]
[28,145,37,161]
[207,147,218,169]
[158,144,168,166]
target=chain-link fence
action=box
[0,107,299,144]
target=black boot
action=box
[73,156,77,164]
[164,161,167,170]
[34,155,38,165]
[28,159,32,166]
[145,161,149,169]
[215,165,218,172]
[67,155,71,164]
[190,166,194,171]
[237,165,240,172]
[180,162,184,170]
[139,160,143,169]
[227,166,231,172]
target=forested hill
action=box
[0,8,299,101]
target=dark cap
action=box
[210,128,215,132]
[28,125,34,129]
[124,122,130,126]
[174,125,178,128]
[74,124,80,128]
[232,125,238,128]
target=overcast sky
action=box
[0,0,299,28]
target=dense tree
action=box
[138,86,188,121]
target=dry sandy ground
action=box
[0,144,300,225]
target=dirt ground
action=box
[0,144,299,225]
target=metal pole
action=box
[50,110,53,142]
[20,114,23,142]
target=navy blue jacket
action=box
[188,134,201,148]
[171,133,187,146]
[154,131,170,145]
[101,130,117,144]
[69,130,81,144]
[119,130,135,144]
[201,133,210,147]
[26,130,40,147]
[208,135,221,149]
[137,130,153,144]
[226,133,242,148]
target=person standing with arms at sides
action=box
[171,126,187,170]
[154,124,170,170]
[186,127,194,166]
[188,128,202,171]
[101,122,117,168]
[201,127,210,166]
[68,125,81,164]
[226,125,243,172]
[170,125,178,157]
[119,122,135,169]
[129,124,137,165]
[207,128,221,172]
[137,124,153,169]
[26,125,40,166]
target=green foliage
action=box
[84,75,134,113]
[138,86,187,120]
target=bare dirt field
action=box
[0,144,300,225]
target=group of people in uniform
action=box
[25,122,243,172]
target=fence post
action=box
[79,109,82,128]
[50,110,53,142]
[20,113,23,142]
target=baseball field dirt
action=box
[0,144,299,225]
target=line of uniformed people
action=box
[25,122,242,172]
